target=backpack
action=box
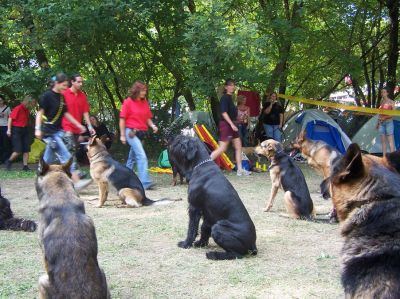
[157,149,171,168]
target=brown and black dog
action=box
[0,186,36,232]
[87,136,181,207]
[255,139,314,220]
[327,143,400,298]
[35,159,110,299]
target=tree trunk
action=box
[209,93,220,128]
[385,0,399,98]
[182,88,196,111]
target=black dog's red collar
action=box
[193,158,213,170]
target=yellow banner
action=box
[277,93,400,116]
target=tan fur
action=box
[118,188,143,208]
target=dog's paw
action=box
[193,240,208,248]
[206,251,218,260]
[177,241,192,249]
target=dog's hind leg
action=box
[118,188,143,208]
[38,274,51,299]
[206,220,255,260]
[97,182,109,208]
[283,191,301,219]
[193,221,212,247]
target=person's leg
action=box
[126,146,136,170]
[386,120,395,153]
[273,125,283,142]
[381,135,387,156]
[210,141,229,160]
[21,128,30,169]
[232,137,243,172]
[5,127,23,170]
[0,126,8,162]
[53,131,72,164]
[263,124,273,139]
[63,133,81,182]
[126,133,152,188]
[388,135,395,153]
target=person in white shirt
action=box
[0,95,11,164]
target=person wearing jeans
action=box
[119,81,158,190]
[262,92,284,142]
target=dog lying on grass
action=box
[87,136,181,208]
[169,135,257,260]
[327,143,400,298]
[35,159,110,299]
[0,187,36,232]
[255,139,314,220]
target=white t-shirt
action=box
[0,105,11,127]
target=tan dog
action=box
[255,140,314,219]
[291,130,341,179]
[88,136,180,208]
[35,159,110,299]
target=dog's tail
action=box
[142,197,182,206]
[0,218,37,232]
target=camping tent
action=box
[352,114,400,154]
[282,109,352,154]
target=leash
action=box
[193,158,213,170]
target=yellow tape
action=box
[277,93,400,116]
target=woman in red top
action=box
[5,96,36,171]
[120,81,158,190]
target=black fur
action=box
[0,187,37,232]
[169,135,257,260]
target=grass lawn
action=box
[0,163,343,299]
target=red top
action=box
[62,88,90,134]
[9,103,29,128]
[120,97,153,131]
[237,90,260,117]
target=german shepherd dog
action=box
[169,135,257,260]
[0,187,36,232]
[87,136,181,208]
[35,159,110,299]
[255,139,314,220]
[327,143,400,298]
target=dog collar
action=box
[193,158,213,170]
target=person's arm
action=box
[6,117,12,136]
[35,109,44,139]
[222,112,238,131]
[83,112,95,135]
[119,118,126,144]
[263,102,273,115]
[64,112,86,133]
[147,118,158,133]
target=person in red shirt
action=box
[120,81,158,190]
[62,74,95,190]
[5,96,36,171]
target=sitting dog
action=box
[255,139,314,220]
[87,136,181,207]
[167,136,190,186]
[35,159,110,299]
[0,187,36,232]
[327,143,400,298]
[169,135,257,260]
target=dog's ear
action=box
[62,158,73,177]
[89,135,97,146]
[334,143,364,183]
[37,156,49,176]
[385,150,400,173]
[185,139,198,161]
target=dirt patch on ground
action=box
[0,164,343,298]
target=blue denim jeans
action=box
[43,130,72,164]
[378,119,394,136]
[125,128,152,188]
[263,124,282,142]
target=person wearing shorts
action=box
[0,95,11,163]
[5,96,36,171]
[376,87,396,155]
[210,79,250,176]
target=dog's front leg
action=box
[97,182,108,208]
[264,183,279,212]
[193,220,211,247]
[178,205,201,249]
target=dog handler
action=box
[35,73,86,168]
[210,79,250,176]
[119,80,158,190]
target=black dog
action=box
[169,135,257,260]
[167,136,190,186]
[0,187,36,232]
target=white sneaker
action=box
[237,169,251,176]
[74,179,93,191]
